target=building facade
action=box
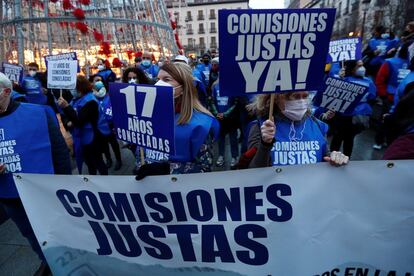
[288,0,413,44]
[167,0,249,56]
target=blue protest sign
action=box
[327,37,362,63]
[1,62,24,84]
[312,76,368,115]
[218,9,335,96]
[44,52,80,72]
[109,83,175,155]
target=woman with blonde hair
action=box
[135,62,219,179]
[246,91,348,168]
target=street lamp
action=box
[361,0,371,41]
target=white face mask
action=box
[355,66,366,77]
[97,65,105,71]
[128,78,137,84]
[28,70,37,77]
[155,80,182,98]
[282,99,309,121]
[93,87,106,98]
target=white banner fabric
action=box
[14,160,414,276]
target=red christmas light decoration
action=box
[50,0,59,3]
[63,0,74,10]
[98,41,112,57]
[135,51,143,57]
[73,8,85,20]
[75,22,89,34]
[78,0,91,5]
[59,21,69,28]
[126,49,134,60]
[112,58,122,68]
[92,29,104,42]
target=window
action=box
[199,37,205,46]
[210,22,216,33]
[186,11,192,21]
[197,10,204,20]
[209,9,216,19]
[198,23,205,34]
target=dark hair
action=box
[122,67,150,84]
[374,26,386,34]
[344,60,358,77]
[134,57,142,63]
[28,62,39,69]
[76,76,93,95]
[398,43,410,60]
[88,74,102,83]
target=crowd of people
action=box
[1,21,414,275]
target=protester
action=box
[208,57,220,93]
[329,60,376,157]
[374,43,410,149]
[121,67,151,85]
[135,62,219,179]
[58,76,110,175]
[139,52,159,82]
[91,75,123,171]
[382,87,414,159]
[95,58,116,89]
[363,26,394,78]
[246,91,349,168]
[0,72,71,276]
[210,77,239,168]
[20,62,48,105]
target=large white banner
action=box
[14,161,414,276]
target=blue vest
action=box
[71,93,111,146]
[212,83,235,113]
[270,117,328,166]
[22,76,47,105]
[343,76,376,116]
[392,71,414,112]
[196,64,212,85]
[0,103,54,198]
[385,57,410,95]
[71,93,111,173]
[96,69,114,82]
[97,94,113,123]
[140,64,159,80]
[171,111,219,162]
[368,38,393,67]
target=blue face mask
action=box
[381,33,390,39]
[141,60,151,67]
[94,81,105,91]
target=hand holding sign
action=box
[219,9,335,96]
[261,119,276,144]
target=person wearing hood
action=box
[246,91,349,168]
[91,75,123,171]
[95,58,116,89]
[196,53,212,87]
[139,53,159,82]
